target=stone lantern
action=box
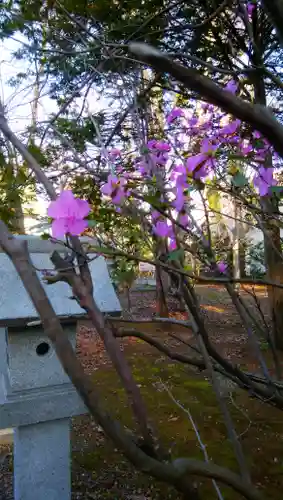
[0,235,121,500]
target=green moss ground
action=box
[72,340,283,499]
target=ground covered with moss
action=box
[1,287,282,499]
[71,287,283,499]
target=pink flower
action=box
[226,135,241,145]
[240,142,253,155]
[186,153,208,179]
[151,210,162,221]
[136,159,150,176]
[217,119,241,137]
[202,122,213,131]
[166,108,185,124]
[146,140,171,166]
[189,117,199,127]
[179,213,189,227]
[168,238,177,251]
[101,174,128,204]
[224,80,238,94]
[47,190,90,238]
[172,186,186,212]
[108,148,121,161]
[147,139,158,150]
[253,167,276,196]
[155,152,169,166]
[253,130,261,139]
[201,103,209,111]
[170,164,188,186]
[155,141,171,152]
[247,2,256,16]
[217,261,227,274]
[153,220,173,238]
[186,139,218,180]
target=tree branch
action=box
[114,328,205,370]
[0,231,261,499]
[0,101,156,455]
[50,250,157,453]
[128,43,283,158]
[262,0,283,47]
[0,222,198,497]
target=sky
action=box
[0,35,232,238]
[0,36,105,132]
[0,35,105,233]
[0,37,57,133]
[0,35,264,245]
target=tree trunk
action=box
[13,195,25,234]
[252,42,283,349]
[141,69,169,316]
[239,243,246,278]
[155,264,169,317]
[261,197,283,349]
[232,198,241,290]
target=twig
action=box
[187,302,251,483]
[159,379,224,500]
[114,328,205,370]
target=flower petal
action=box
[101,183,113,196]
[51,218,69,238]
[67,218,88,236]
[48,191,76,218]
[75,198,90,218]
[186,153,206,172]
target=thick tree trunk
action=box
[252,45,283,349]
[261,198,283,349]
[140,69,169,316]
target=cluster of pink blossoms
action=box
[101,174,128,205]
[136,139,171,175]
[47,67,277,279]
[97,81,277,271]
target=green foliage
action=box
[40,232,51,240]
[0,149,35,232]
[270,186,283,198]
[166,248,184,262]
[246,241,266,278]
[55,115,104,153]
[206,189,221,212]
[232,172,249,188]
[110,257,137,292]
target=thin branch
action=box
[114,328,205,370]
[105,73,160,148]
[90,243,283,290]
[160,379,224,500]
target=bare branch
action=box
[114,328,205,370]
[128,43,283,158]
[160,379,224,500]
